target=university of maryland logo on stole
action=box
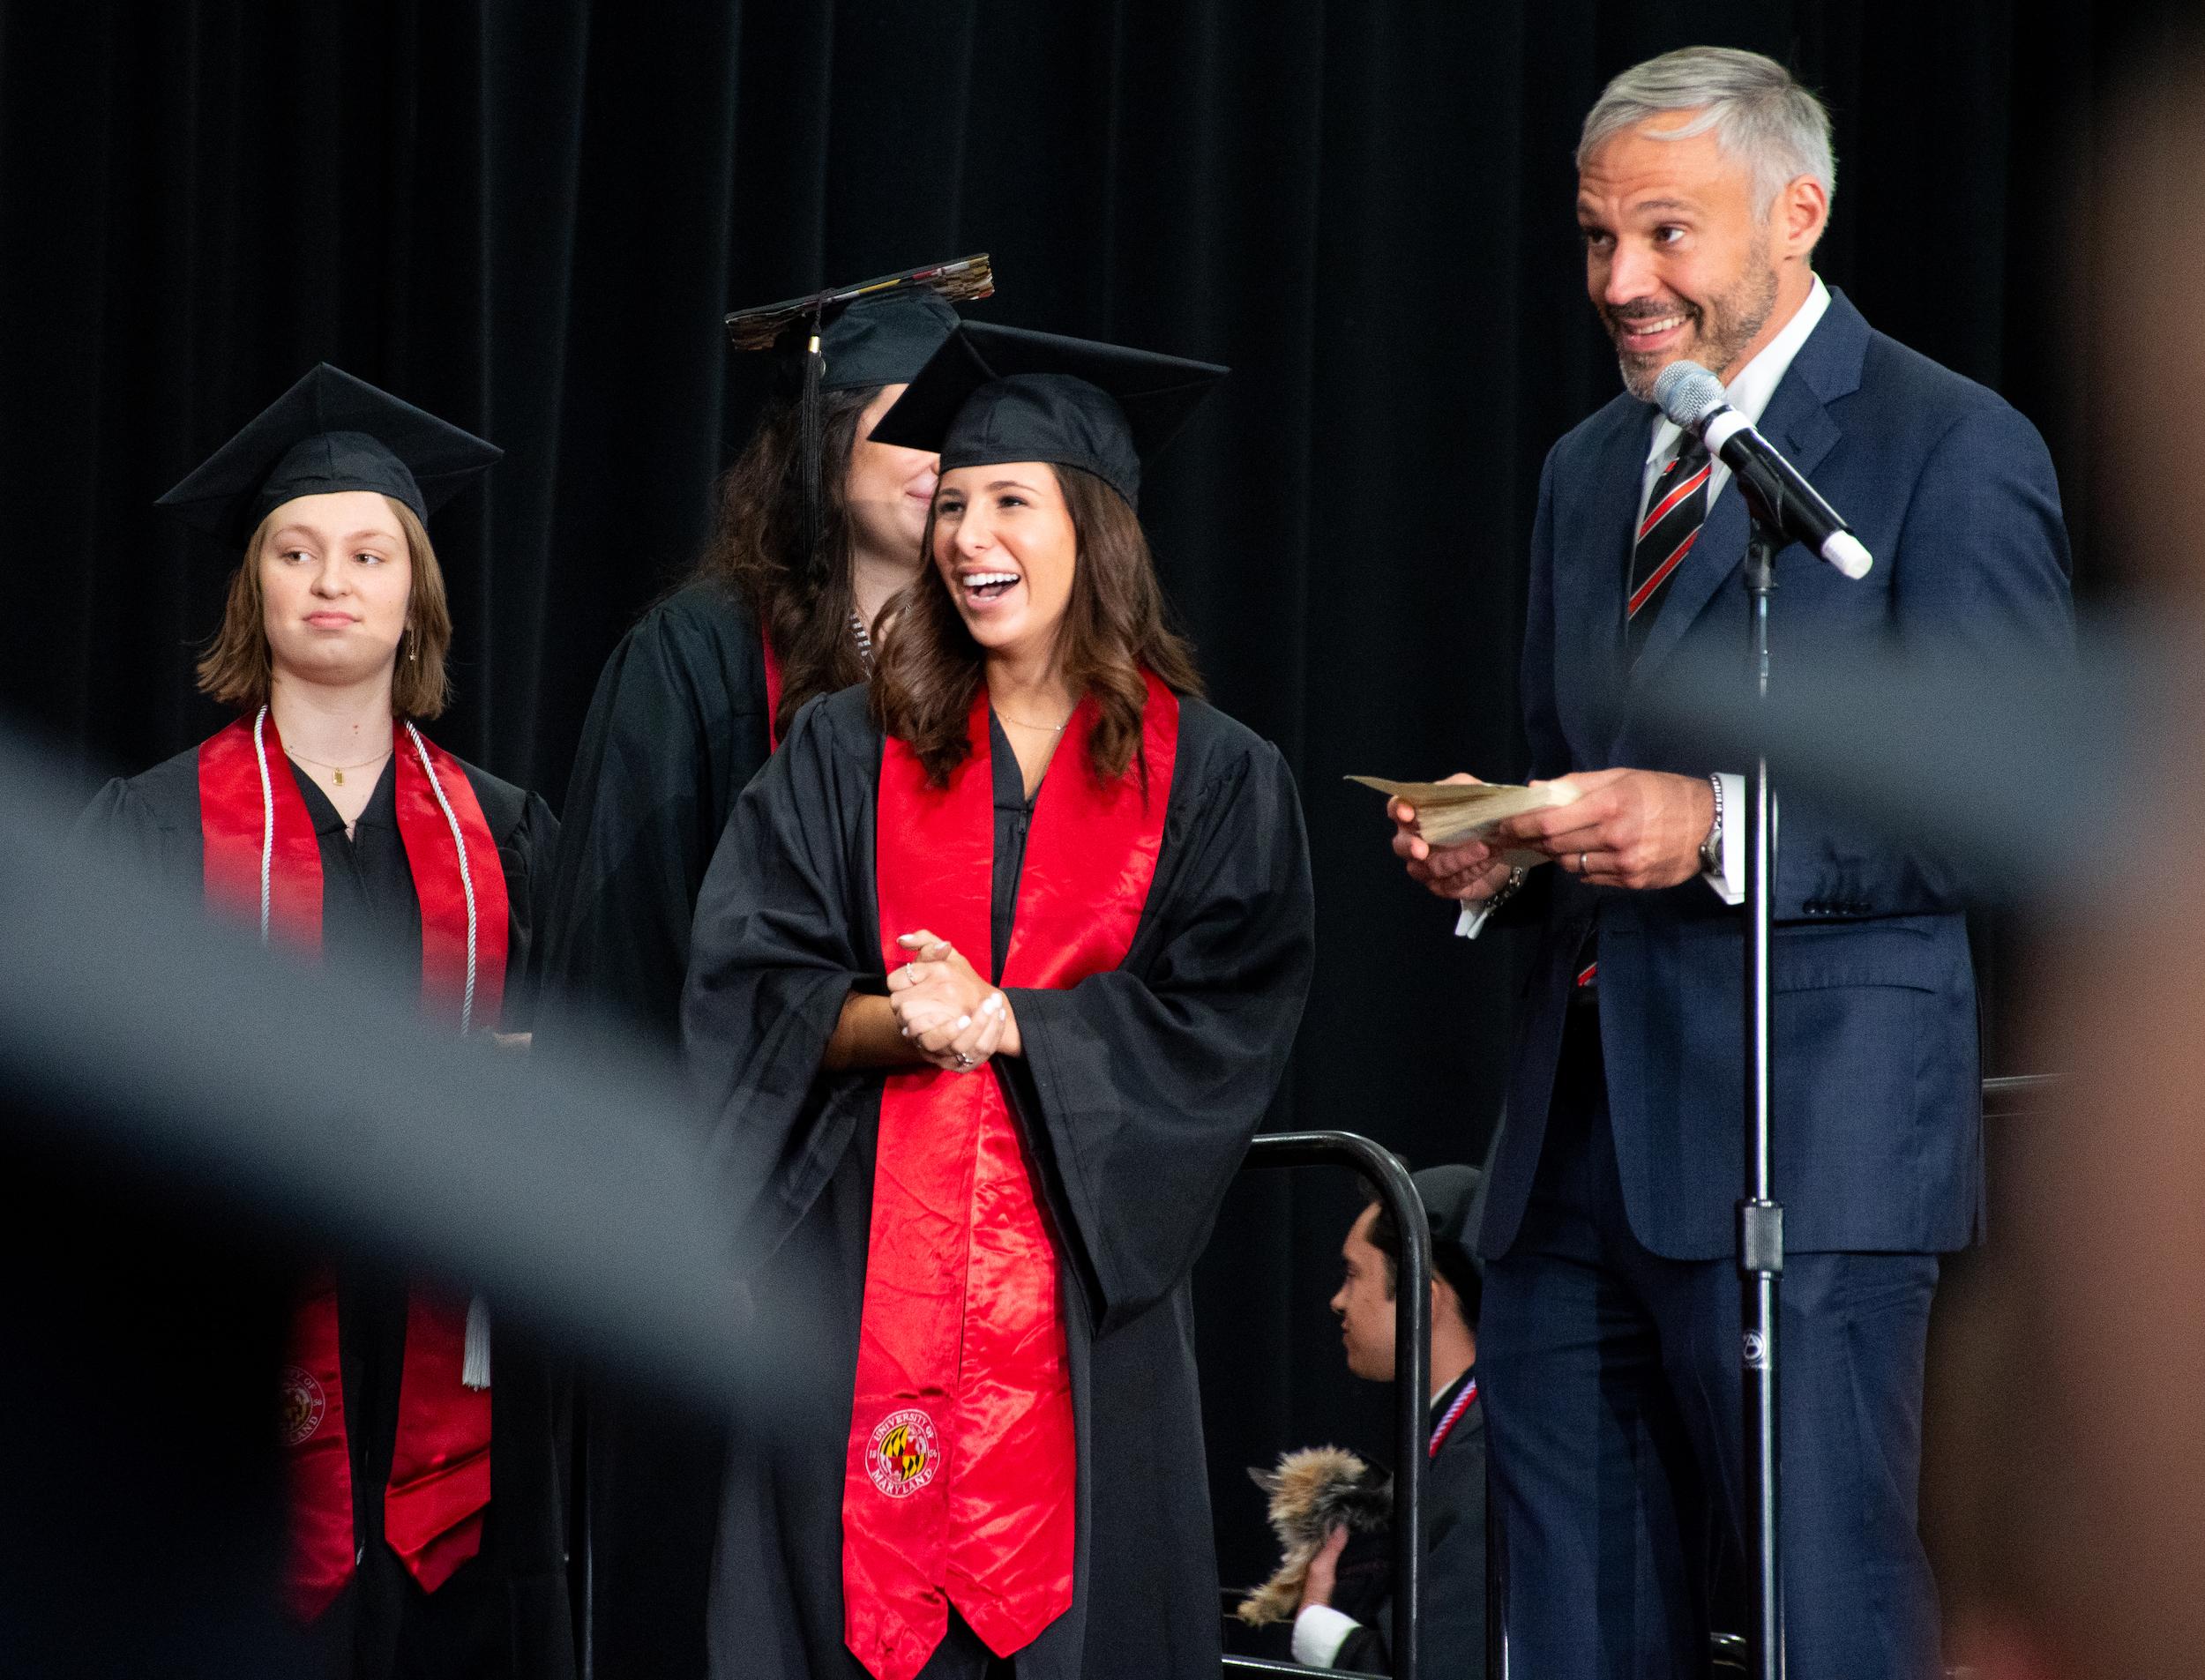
[280,1366,328,1447]
[865,1408,941,1499]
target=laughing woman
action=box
[79,367,568,1680]
[682,324,1316,1680]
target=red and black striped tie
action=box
[1626,436,1712,661]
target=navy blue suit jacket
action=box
[1479,288,2074,1264]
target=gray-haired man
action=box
[1387,46,2074,1678]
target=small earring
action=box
[406,631,418,662]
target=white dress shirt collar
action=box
[1645,273,1832,467]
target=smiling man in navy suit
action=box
[1387,46,2074,1680]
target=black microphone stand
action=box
[1658,359,1872,1680]
[1738,512,1783,1680]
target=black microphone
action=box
[1652,361,1872,579]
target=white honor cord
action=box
[405,722,480,1035]
[251,706,275,945]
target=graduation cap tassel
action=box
[721,256,997,575]
[462,1294,491,1390]
[800,307,826,579]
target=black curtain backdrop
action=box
[2,0,2153,1598]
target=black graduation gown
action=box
[540,579,773,1064]
[534,578,771,1679]
[78,741,572,1680]
[683,686,1317,1680]
[1329,1371,1488,1676]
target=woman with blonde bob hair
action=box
[683,324,1316,1680]
[196,491,453,721]
[80,364,568,1680]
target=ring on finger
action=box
[953,1051,976,1071]
[1580,852,1590,874]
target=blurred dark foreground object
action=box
[0,724,747,1677]
[1651,606,2205,1680]
[1648,616,2151,897]
[1864,29,2205,1677]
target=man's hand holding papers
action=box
[1368,767,1720,901]
[1358,772,1579,907]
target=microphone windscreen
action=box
[1653,360,1727,429]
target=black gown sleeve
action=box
[77,779,168,870]
[1005,730,1316,1335]
[451,761,563,1035]
[497,789,562,1034]
[540,590,771,1060]
[681,694,880,1266]
[72,751,205,892]
[1334,1618,1387,1671]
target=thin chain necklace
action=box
[997,710,1072,733]
[286,744,392,787]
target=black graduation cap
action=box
[723,254,992,387]
[724,255,995,571]
[155,363,503,549]
[1411,1164,1486,1286]
[869,322,1229,508]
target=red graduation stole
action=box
[198,708,509,1620]
[843,673,1178,1680]
[762,630,785,751]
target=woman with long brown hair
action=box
[78,365,568,1680]
[542,270,985,1062]
[683,324,1316,1680]
[539,265,985,1680]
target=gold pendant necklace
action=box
[287,747,392,787]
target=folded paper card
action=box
[1347,775,1580,863]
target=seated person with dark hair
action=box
[1293,1165,1487,1674]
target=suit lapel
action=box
[1555,399,1652,759]
[1623,288,1869,702]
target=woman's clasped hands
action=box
[887,930,1020,1072]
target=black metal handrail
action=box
[1222,1131,1431,1680]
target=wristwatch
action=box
[1698,773,1725,875]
